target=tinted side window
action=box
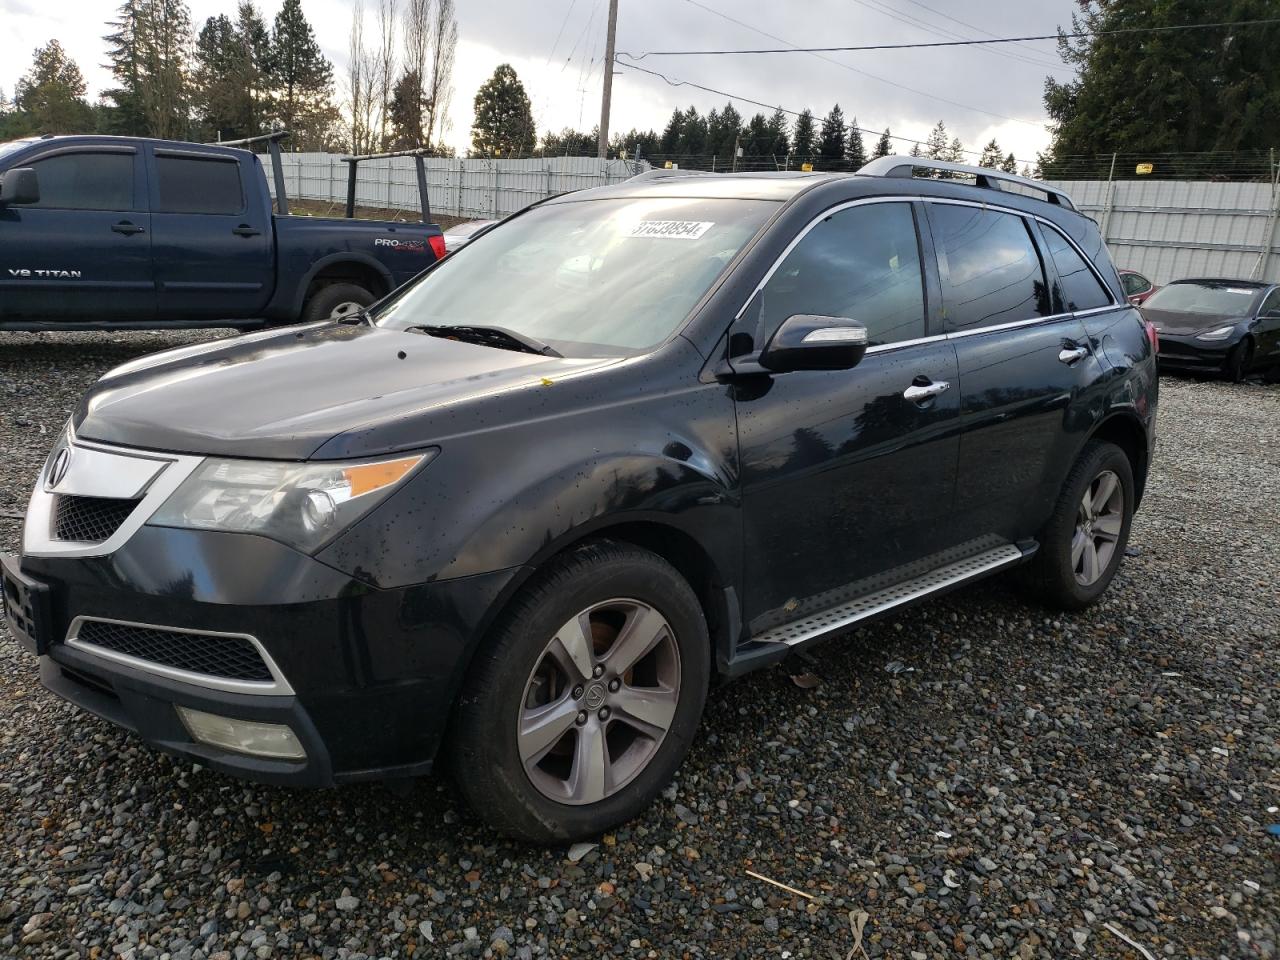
[156,156,243,214]
[1261,288,1280,315]
[930,204,1050,331]
[1121,272,1150,296]
[749,202,926,348]
[1041,224,1112,312]
[28,152,134,211]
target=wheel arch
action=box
[1086,411,1151,506]
[290,254,394,319]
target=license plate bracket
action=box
[1,553,51,656]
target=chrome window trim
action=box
[64,615,294,696]
[22,434,204,559]
[733,194,1119,353]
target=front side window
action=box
[28,152,134,211]
[1259,288,1280,316]
[930,204,1050,331]
[744,202,926,348]
[376,197,776,356]
[155,156,244,214]
[1041,224,1112,312]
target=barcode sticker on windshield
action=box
[628,220,714,240]
[1226,287,1254,294]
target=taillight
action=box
[428,234,447,260]
[1142,317,1159,354]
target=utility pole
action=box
[597,0,619,159]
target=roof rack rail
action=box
[857,155,1076,210]
[626,168,719,182]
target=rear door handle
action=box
[232,224,262,237]
[111,221,145,236]
[1058,345,1090,364]
[903,379,951,403]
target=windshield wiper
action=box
[407,324,562,358]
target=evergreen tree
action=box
[740,112,770,158]
[707,102,742,158]
[817,104,847,163]
[102,0,148,135]
[192,5,268,141]
[946,136,965,163]
[979,138,1004,168]
[1043,0,1280,171]
[470,63,535,156]
[679,106,707,155]
[872,128,892,158]
[388,68,427,148]
[909,142,923,158]
[791,109,816,163]
[134,0,192,139]
[12,40,94,134]
[269,0,339,149]
[765,108,790,158]
[1000,152,1018,173]
[925,120,949,160]
[845,119,867,169]
[659,108,682,155]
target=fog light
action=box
[176,706,306,760]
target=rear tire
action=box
[1021,441,1134,610]
[300,283,375,324]
[1223,337,1254,383]
[451,541,710,843]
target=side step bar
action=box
[724,543,1028,676]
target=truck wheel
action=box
[452,541,710,843]
[1020,441,1134,611]
[301,283,375,323]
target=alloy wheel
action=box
[516,599,681,805]
[1072,469,1124,585]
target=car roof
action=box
[549,171,840,203]
[1169,278,1271,287]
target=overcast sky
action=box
[0,0,1076,164]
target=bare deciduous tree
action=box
[345,0,378,153]
[373,0,397,149]
[425,0,456,145]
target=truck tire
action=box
[301,283,376,324]
[451,540,710,843]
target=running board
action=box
[752,543,1026,649]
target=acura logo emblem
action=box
[49,447,72,488]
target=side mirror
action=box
[759,314,869,373]
[0,167,39,206]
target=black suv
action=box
[1,157,1158,842]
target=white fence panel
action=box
[268,153,648,222]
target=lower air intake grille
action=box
[54,495,140,543]
[73,619,273,683]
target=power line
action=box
[614,60,1037,165]
[671,0,1042,127]
[624,17,1280,57]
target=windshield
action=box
[1144,281,1262,316]
[375,196,776,356]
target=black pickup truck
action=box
[0,132,445,329]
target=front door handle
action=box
[903,379,951,403]
[232,224,262,237]
[111,221,145,236]
[1058,345,1090,364]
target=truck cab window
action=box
[156,156,244,215]
[28,152,134,211]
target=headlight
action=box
[1196,325,1236,341]
[150,451,434,553]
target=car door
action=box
[924,201,1103,545]
[0,145,153,321]
[1254,287,1280,366]
[730,199,962,636]
[147,147,273,320]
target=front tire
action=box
[1223,337,1254,383]
[1022,441,1134,610]
[452,541,710,843]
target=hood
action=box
[1139,306,1249,337]
[75,323,619,460]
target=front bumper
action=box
[1154,332,1234,372]
[3,527,519,787]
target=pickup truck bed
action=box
[0,134,445,329]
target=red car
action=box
[1120,269,1158,305]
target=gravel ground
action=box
[1,330,1277,960]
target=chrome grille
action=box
[74,619,273,683]
[53,495,140,543]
